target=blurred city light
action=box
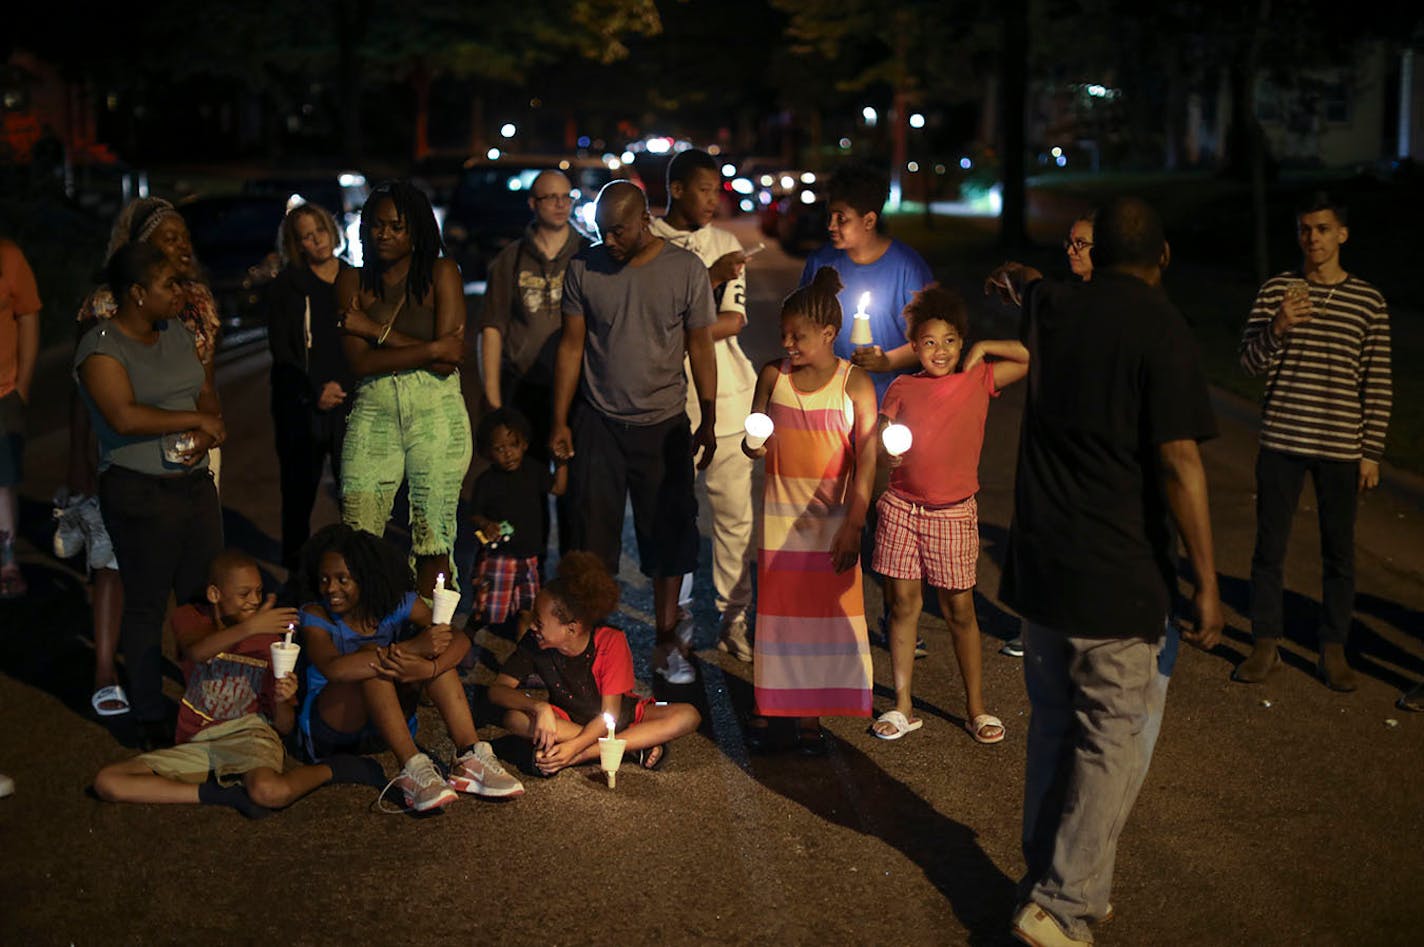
[759,174,774,187]
[1056,155,1068,167]
[800,172,816,184]
[799,190,815,204]
[960,156,972,170]
[487,147,501,160]
[721,163,737,177]
[1087,84,1108,98]
[731,178,755,195]
[839,137,852,150]
[620,150,635,164]
[907,161,920,173]
[338,172,366,187]
[758,191,772,206]
[862,106,878,126]
[909,113,926,129]
[559,159,571,170]
[577,135,591,148]
[646,137,672,154]
[1051,146,1063,158]
[779,175,795,189]
[740,198,755,212]
[500,123,517,138]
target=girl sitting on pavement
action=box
[869,285,1028,743]
[296,523,523,811]
[488,551,701,775]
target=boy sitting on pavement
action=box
[93,550,381,818]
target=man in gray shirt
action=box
[550,181,717,683]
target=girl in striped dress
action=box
[742,267,878,755]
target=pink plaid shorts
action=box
[872,490,979,590]
[476,553,540,626]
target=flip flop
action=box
[91,685,131,717]
[966,713,1006,744]
[871,709,923,741]
[637,744,667,771]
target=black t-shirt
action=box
[497,626,639,726]
[999,272,1216,639]
[470,456,554,558]
[266,263,354,410]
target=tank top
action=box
[368,286,438,342]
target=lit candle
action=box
[435,573,446,592]
[882,423,913,457]
[744,412,774,450]
[284,624,294,647]
[603,712,616,741]
[849,292,873,347]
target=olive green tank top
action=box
[368,287,438,342]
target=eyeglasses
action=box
[534,193,573,204]
[1063,238,1093,252]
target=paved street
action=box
[2,218,1422,945]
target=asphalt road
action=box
[1,217,1422,945]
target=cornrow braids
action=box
[358,180,444,304]
[299,524,414,631]
[780,265,845,332]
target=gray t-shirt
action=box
[74,320,208,475]
[562,241,715,425]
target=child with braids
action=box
[489,552,701,775]
[336,180,471,598]
[296,524,524,811]
[741,267,879,755]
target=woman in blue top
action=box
[74,242,226,748]
[296,524,522,811]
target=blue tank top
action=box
[297,591,418,743]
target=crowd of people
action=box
[0,144,1410,945]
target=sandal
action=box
[870,709,923,741]
[966,713,1006,745]
[91,684,131,717]
[637,744,667,771]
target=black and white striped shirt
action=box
[1240,272,1392,462]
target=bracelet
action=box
[377,321,394,346]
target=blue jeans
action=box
[1020,622,1162,942]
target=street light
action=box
[909,113,925,129]
[487,147,501,160]
[500,123,516,139]
[862,106,878,127]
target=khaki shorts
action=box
[137,713,286,787]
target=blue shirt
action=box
[799,239,934,403]
[297,592,418,745]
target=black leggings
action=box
[100,465,223,722]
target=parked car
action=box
[441,155,618,281]
[178,194,287,332]
[242,172,369,264]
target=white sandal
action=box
[91,685,130,717]
[871,709,923,740]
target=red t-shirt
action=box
[0,240,42,399]
[881,362,998,506]
[172,604,281,744]
[499,625,636,724]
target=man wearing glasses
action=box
[478,169,592,552]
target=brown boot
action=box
[1232,639,1280,683]
[1318,643,1359,692]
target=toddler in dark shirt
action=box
[470,408,567,638]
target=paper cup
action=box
[849,316,874,347]
[882,423,913,457]
[431,587,460,625]
[599,736,627,788]
[744,412,774,450]
[269,642,300,679]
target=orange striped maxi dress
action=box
[754,358,872,717]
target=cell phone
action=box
[743,242,766,258]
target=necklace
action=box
[1311,274,1347,312]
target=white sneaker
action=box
[77,496,114,567]
[0,773,13,799]
[654,643,696,685]
[674,606,695,648]
[449,742,524,798]
[392,752,457,812]
[1010,902,1090,947]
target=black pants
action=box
[1249,448,1358,645]
[274,407,346,571]
[566,404,699,579]
[505,377,564,560]
[100,465,224,721]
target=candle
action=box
[435,573,446,592]
[882,423,913,457]
[855,291,870,317]
[744,412,774,450]
[849,292,873,347]
[283,625,294,647]
[603,712,616,741]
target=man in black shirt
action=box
[988,197,1223,947]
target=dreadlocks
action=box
[299,523,414,630]
[358,180,444,304]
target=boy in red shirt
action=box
[94,550,379,817]
[870,286,1028,743]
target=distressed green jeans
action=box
[340,370,471,558]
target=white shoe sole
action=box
[448,775,524,798]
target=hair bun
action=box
[810,266,843,295]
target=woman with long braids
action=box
[336,181,470,597]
